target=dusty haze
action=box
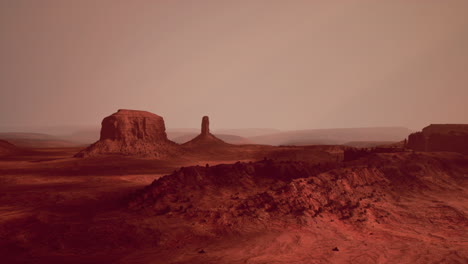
[1,0,468,132]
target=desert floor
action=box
[0,147,467,263]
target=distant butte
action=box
[75,109,179,158]
[201,116,210,135]
[182,116,229,147]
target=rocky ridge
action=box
[129,152,468,231]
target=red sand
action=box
[0,145,467,263]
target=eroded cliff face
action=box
[76,109,179,158]
[407,124,468,154]
[99,110,168,142]
[407,132,426,151]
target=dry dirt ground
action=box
[0,147,467,263]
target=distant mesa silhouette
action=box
[407,124,468,154]
[75,109,179,158]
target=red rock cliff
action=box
[407,124,468,154]
[75,109,179,158]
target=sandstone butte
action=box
[75,109,179,158]
[182,116,229,148]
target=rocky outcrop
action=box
[182,116,228,148]
[407,124,468,154]
[422,124,468,135]
[407,132,426,151]
[201,116,210,135]
[129,160,347,222]
[129,152,468,228]
[75,110,179,158]
[343,146,405,161]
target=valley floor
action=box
[0,147,467,263]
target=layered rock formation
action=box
[182,116,229,147]
[407,124,468,154]
[129,152,468,230]
[75,109,179,158]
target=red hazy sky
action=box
[1,0,467,131]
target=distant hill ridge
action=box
[247,126,412,146]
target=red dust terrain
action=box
[0,110,467,263]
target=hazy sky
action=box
[1,0,467,131]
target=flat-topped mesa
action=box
[75,109,179,158]
[422,124,468,136]
[407,124,468,154]
[100,109,168,142]
[201,116,210,135]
